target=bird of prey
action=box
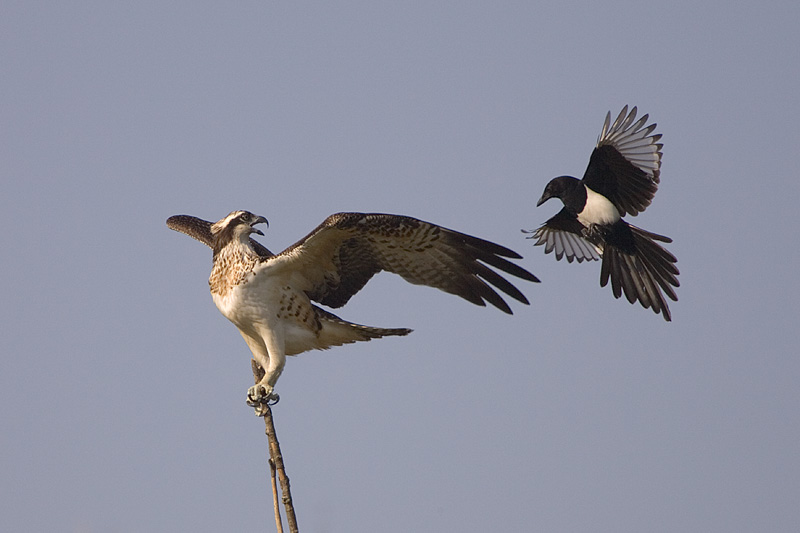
[525,106,679,321]
[167,211,539,412]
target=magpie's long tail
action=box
[600,223,679,321]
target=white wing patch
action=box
[597,105,662,182]
[529,226,601,263]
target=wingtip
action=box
[165,214,182,228]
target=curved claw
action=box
[246,384,280,415]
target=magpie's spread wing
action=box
[581,106,663,217]
[166,215,274,258]
[262,213,540,314]
[525,208,602,263]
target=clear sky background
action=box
[2,2,798,532]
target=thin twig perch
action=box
[252,360,299,533]
[268,458,283,533]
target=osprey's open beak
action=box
[251,215,268,236]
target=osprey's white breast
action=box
[211,265,278,326]
[209,242,270,328]
[211,263,328,356]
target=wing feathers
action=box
[584,106,663,217]
[166,215,273,258]
[452,233,540,283]
[168,212,537,314]
[464,257,530,306]
[269,213,538,314]
[525,209,602,263]
[167,215,215,247]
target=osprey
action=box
[168,211,539,412]
[525,106,679,321]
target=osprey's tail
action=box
[286,306,411,354]
[324,320,413,342]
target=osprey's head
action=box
[211,210,269,243]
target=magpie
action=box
[525,106,679,321]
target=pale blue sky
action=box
[2,2,798,532]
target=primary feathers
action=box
[527,106,679,321]
[168,211,539,411]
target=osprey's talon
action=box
[247,384,279,415]
[247,383,272,403]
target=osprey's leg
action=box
[245,327,286,415]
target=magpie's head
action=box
[211,210,269,240]
[537,176,579,207]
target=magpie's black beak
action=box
[251,215,268,236]
[536,191,551,207]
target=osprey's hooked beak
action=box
[251,215,268,236]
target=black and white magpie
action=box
[526,106,679,321]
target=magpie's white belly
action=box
[578,185,621,226]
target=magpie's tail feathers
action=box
[600,225,679,321]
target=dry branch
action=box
[252,360,299,533]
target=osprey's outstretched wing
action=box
[261,213,539,314]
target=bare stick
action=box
[252,360,299,533]
[269,459,283,533]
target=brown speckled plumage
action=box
[166,210,539,404]
[208,246,259,297]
